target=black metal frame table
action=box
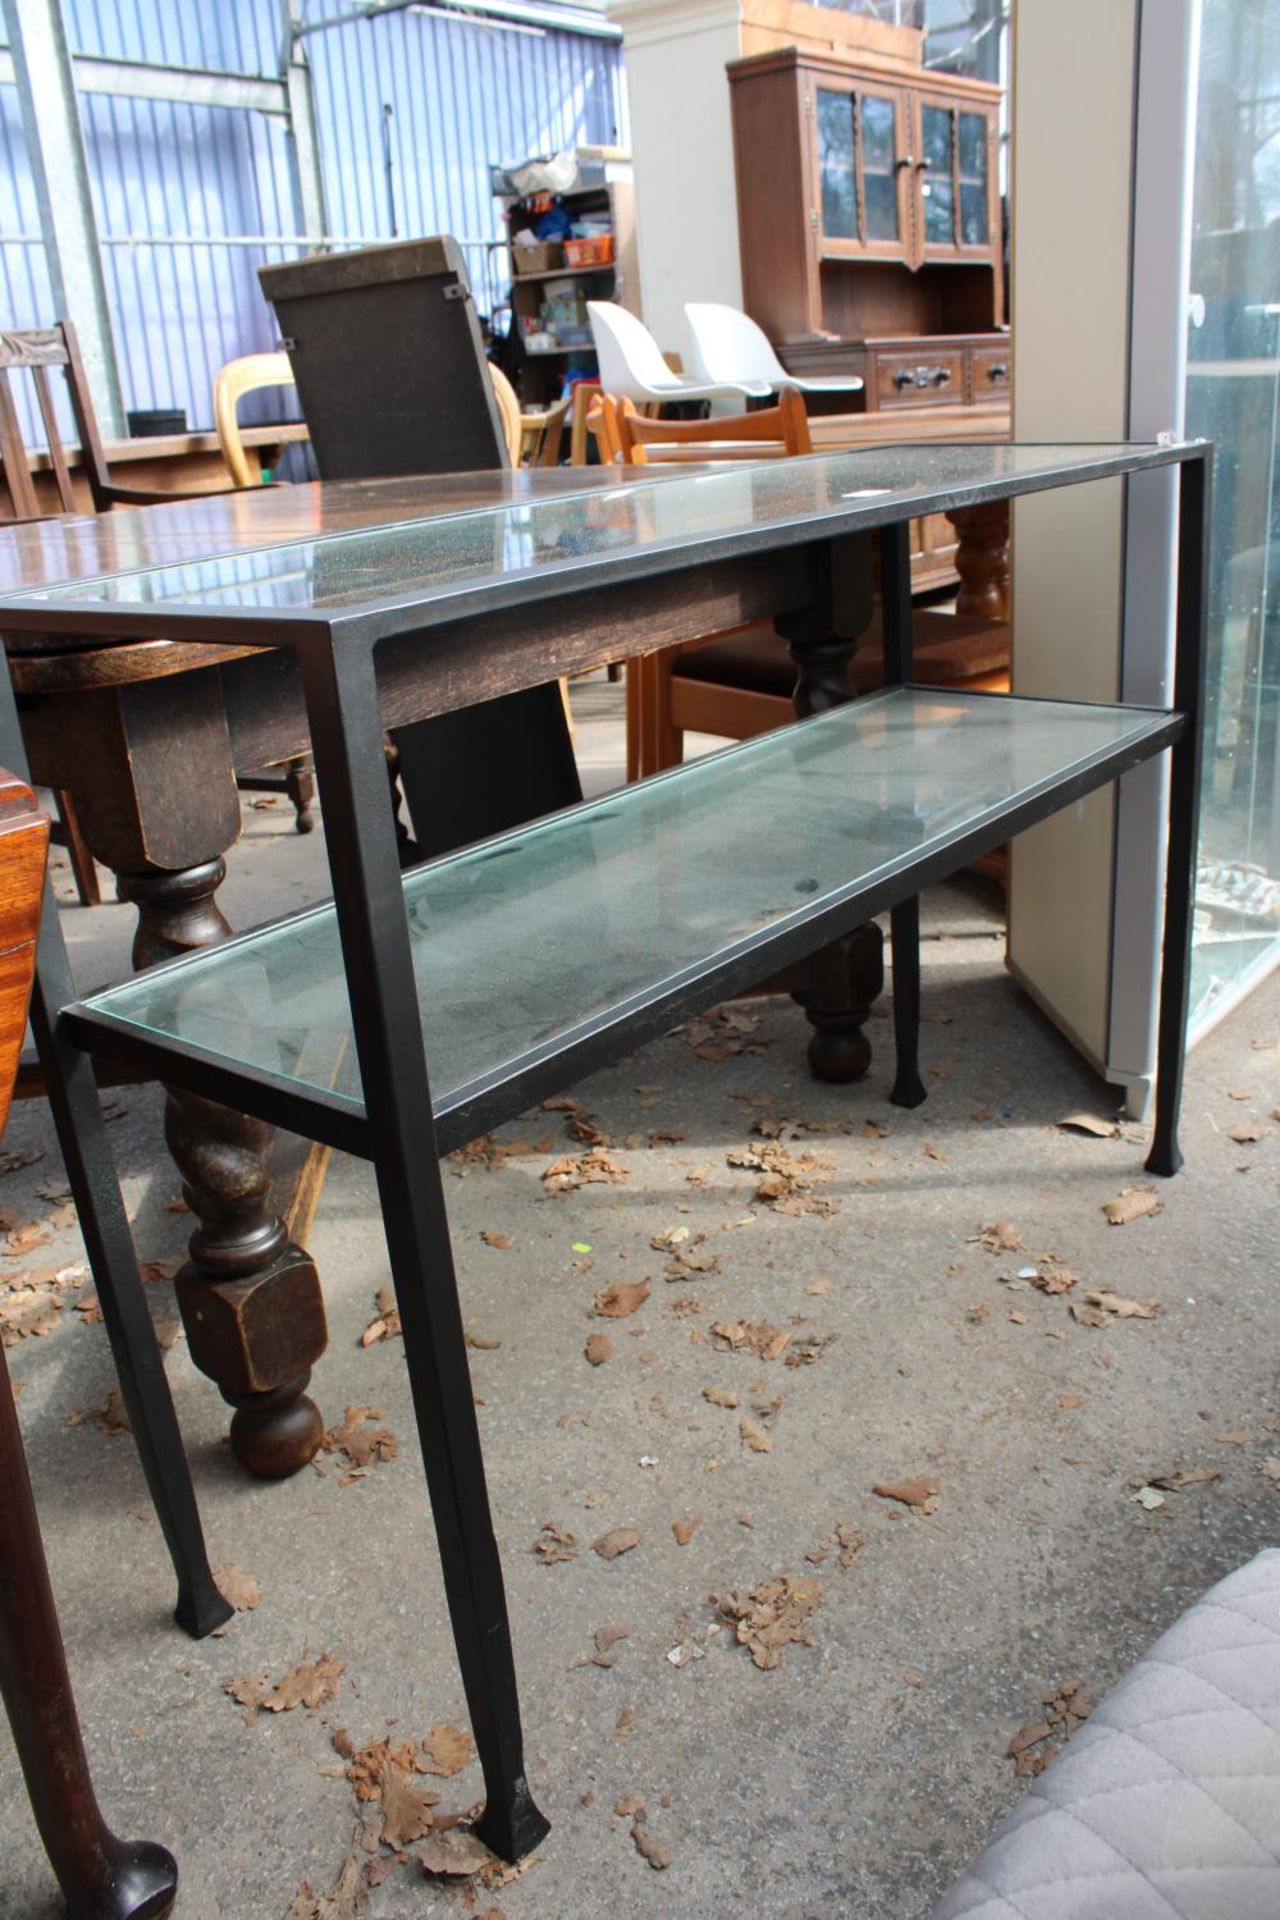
[0,440,1210,1865]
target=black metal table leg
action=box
[0,663,230,1641]
[298,641,548,1865]
[1147,452,1211,1178]
[880,523,927,1110]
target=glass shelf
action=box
[11,442,1193,641]
[72,688,1180,1149]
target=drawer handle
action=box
[986,362,1009,382]
[893,365,953,391]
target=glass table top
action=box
[76,689,1178,1135]
[6,442,1196,642]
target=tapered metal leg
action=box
[1147,453,1211,1178]
[0,665,229,1640]
[300,646,548,1864]
[889,896,927,1109]
[0,1337,179,1918]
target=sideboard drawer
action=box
[875,348,966,409]
[970,346,1012,400]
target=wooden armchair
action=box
[598,388,1010,781]
[0,769,179,1918]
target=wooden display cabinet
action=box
[728,46,1005,378]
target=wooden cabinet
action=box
[729,47,1004,346]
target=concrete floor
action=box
[2,680,1278,1919]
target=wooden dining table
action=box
[0,463,912,1479]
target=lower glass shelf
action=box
[70,687,1180,1151]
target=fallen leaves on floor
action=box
[588,1624,630,1668]
[480,1229,513,1249]
[1149,1466,1221,1492]
[342,1733,441,1848]
[672,1516,700,1546]
[1007,1679,1093,1778]
[359,1285,400,1346]
[1,1260,91,1346]
[213,1564,262,1612]
[584,1332,613,1365]
[978,1221,1027,1253]
[281,1825,367,1920]
[783,1330,838,1368]
[593,1526,641,1560]
[1259,1458,1280,1487]
[703,1385,739,1408]
[710,1319,790,1361]
[227,1652,345,1715]
[652,1226,719,1278]
[719,1574,822,1670]
[1102,1189,1162,1226]
[1056,1112,1119,1138]
[726,1142,835,1215]
[1070,1288,1159,1328]
[421,1723,474,1778]
[686,1005,769,1061]
[531,1522,578,1564]
[321,1406,398,1480]
[592,1279,650,1318]
[543,1148,628,1192]
[872,1476,941,1516]
[631,1822,671,1870]
[67,1386,130,1435]
[0,1145,43,1176]
[451,1131,555,1173]
[418,1828,499,1880]
[806,1523,866,1569]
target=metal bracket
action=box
[443,283,470,303]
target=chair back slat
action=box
[31,367,78,513]
[0,374,42,520]
[611,386,812,465]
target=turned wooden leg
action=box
[0,1339,178,1919]
[947,500,1010,620]
[284,756,316,835]
[118,860,327,1478]
[777,533,885,1082]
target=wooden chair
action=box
[487,364,524,465]
[0,768,179,1919]
[601,387,1010,782]
[519,392,570,467]
[212,349,297,487]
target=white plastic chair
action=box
[586,301,770,405]
[684,302,864,397]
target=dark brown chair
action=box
[0,767,178,1918]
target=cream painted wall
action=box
[606,0,745,356]
[1008,0,1139,1071]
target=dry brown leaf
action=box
[281,1826,368,1920]
[584,1332,614,1366]
[1070,1288,1159,1327]
[593,1527,641,1561]
[531,1522,578,1564]
[703,1385,739,1409]
[360,1285,401,1346]
[709,1319,790,1362]
[542,1147,628,1192]
[480,1230,513,1249]
[592,1280,650,1319]
[631,1823,671,1870]
[979,1221,1026,1253]
[726,1141,835,1214]
[1056,1112,1119,1138]
[232,1652,344,1715]
[872,1476,941,1516]
[322,1406,398,1473]
[464,1331,501,1351]
[67,1387,130,1435]
[1215,1432,1252,1445]
[1,1284,62,1344]
[1259,1458,1280,1486]
[1150,1466,1221,1491]
[1228,1120,1264,1144]
[720,1573,822,1670]
[1007,1679,1093,1777]
[672,1516,700,1546]
[214,1563,262,1612]
[421,1723,474,1778]
[1102,1189,1162,1226]
[740,1417,773,1453]
[417,1828,499,1879]
[614,1792,645,1818]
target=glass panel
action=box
[960,181,987,245]
[958,111,987,183]
[817,89,858,240]
[13,444,1191,626]
[82,690,1174,1115]
[861,94,899,242]
[924,172,955,245]
[1186,0,1280,1027]
[921,104,955,244]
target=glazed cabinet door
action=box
[809,77,911,264]
[909,90,1000,265]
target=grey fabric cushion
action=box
[931,1549,1280,1919]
